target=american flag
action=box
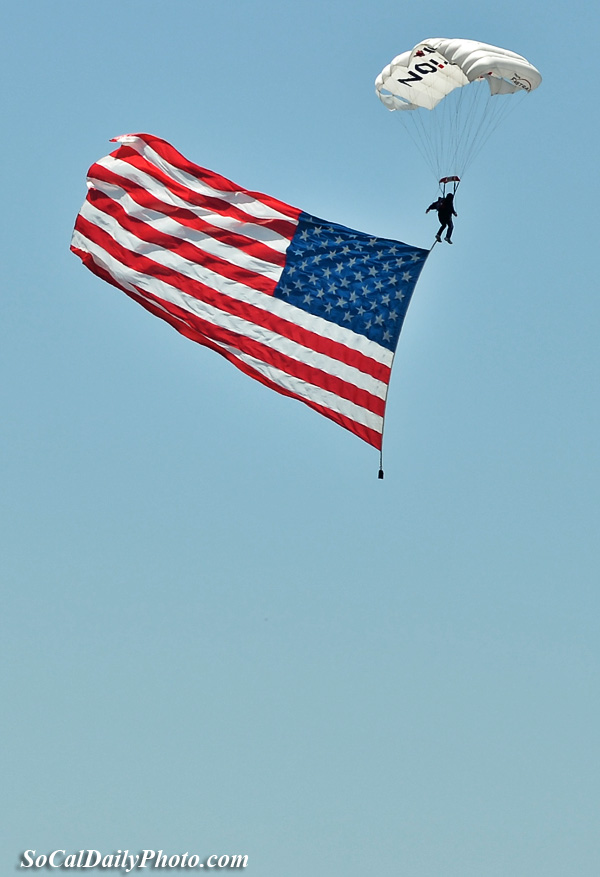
[71,134,429,453]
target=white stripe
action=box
[208,337,384,435]
[75,209,393,370]
[93,156,295,255]
[86,182,285,281]
[71,229,389,402]
[80,198,282,295]
[110,135,296,224]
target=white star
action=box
[303,293,313,304]
[402,271,412,282]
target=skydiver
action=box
[426,192,457,243]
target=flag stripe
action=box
[91,158,294,257]
[83,190,282,294]
[112,134,301,222]
[71,243,384,448]
[73,213,393,383]
[109,145,300,237]
[88,165,288,269]
[71,227,388,415]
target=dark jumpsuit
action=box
[427,195,457,242]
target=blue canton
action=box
[274,212,429,352]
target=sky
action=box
[2,2,599,875]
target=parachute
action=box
[375,38,541,186]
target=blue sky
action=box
[2,2,599,875]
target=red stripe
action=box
[75,214,391,385]
[108,146,299,239]
[116,134,303,222]
[87,189,279,296]
[89,163,289,268]
[124,280,386,419]
[71,227,386,418]
[71,244,383,449]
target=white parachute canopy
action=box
[375,38,542,182]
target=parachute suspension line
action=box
[444,79,480,178]
[390,76,531,187]
[396,81,494,184]
[449,81,463,170]
[454,81,482,175]
[449,82,470,176]
[445,84,463,173]
[459,90,493,174]
[455,83,525,178]
[399,110,438,180]
[456,84,496,175]
[464,89,527,172]
[436,80,513,180]
[414,110,440,178]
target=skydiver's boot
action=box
[445,237,452,244]
[435,235,442,242]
